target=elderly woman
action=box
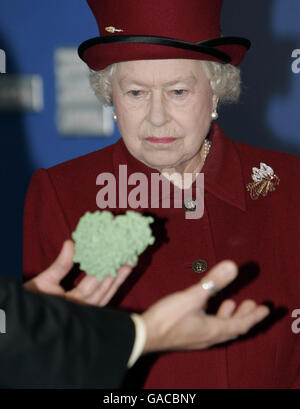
[23,0,300,388]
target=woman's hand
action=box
[141,260,270,353]
[24,240,133,306]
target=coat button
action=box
[192,259,208,273]
[183,198,197,211]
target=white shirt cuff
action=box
[127,313,147,368]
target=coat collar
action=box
[112,123,247,212]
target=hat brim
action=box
[78,35,251,69]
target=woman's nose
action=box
[147,91,169,127]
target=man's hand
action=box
[141,261,270,353]
[24,240,133,306]
[24,241,270,354]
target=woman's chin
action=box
[142,156,182,171]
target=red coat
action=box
[23,124,300,388]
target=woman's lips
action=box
[145,137,177,144]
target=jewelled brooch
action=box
[246,162,280,200]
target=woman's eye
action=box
[127,90,144,97]
[171,89,188,96]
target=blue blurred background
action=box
[0,0,299,279]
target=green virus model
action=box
[72,210,155,280]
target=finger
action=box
[72,275,101,298]
[42,240,74,283]
[233,300,257,318]
[66,275,113,303]
[232,305,270,336]
[217,299,236,318]
[185,260,238,308]
[85,277,115,305]
[98,265,132,306]
[82,265,133,306]
[82,276,116,305]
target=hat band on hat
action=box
[78,34,251,64]
[197,36,251,49]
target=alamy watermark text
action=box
[0,49,6,74]
[0,308,6,334]
[291,309,300,334]
[291,49,300,74]
[96,165,205,219]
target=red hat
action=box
[78,0,250,70]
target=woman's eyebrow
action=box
[163,76,197,86]
[119,75,197,88]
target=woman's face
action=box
[112,59,217,173]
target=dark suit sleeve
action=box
[0,276,135,388]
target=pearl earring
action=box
[211,110,219,120]
[112,112,118,122]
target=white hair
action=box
[89,60,241,106]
